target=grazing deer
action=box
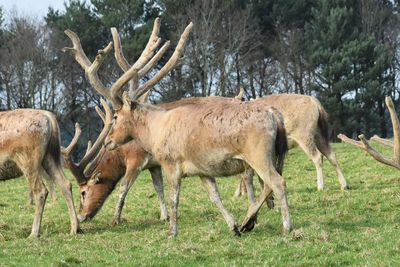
[235,93,348,197]
[64,18,292,237]
[61,101,169,224]
[0,109,79,238]
[64,95,266,226]
[61,23,232,226]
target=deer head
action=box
[61,98,113,221]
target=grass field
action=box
[0,143,399,266]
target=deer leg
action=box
[241,165,292,234]
[258,176,274,209]
[268,171,292,234]
[164,165,182,238]
[112,169,140,225]
[233,175,245,197]
[27,170,48,238]
[149,167,169,221]
[240,182,271,233]
[200,176,240,236]
[43,159,79,235]
[314,153,324,191]
[317,141,348,190]
[243,169,256,205]
[298,141,325,191]
[240,145,292,234]
[28,190,34,206]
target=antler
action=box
[111,19,194,100]
[61,99,113,184]
[370,135,393,147]
[338,96,400,170]
[64,18,193,108]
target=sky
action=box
[1,0,66,19]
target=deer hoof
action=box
[168,231,178,239]
[28,233,39,239]
[111,219,120,226]
[266,197,275,209]
[70,226,81,235]
[283,226,292,235]
[160,215,170,222]
[232,224,241,237]
[341,185,349,191]
[240,215,257,233]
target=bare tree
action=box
[0,15,60,110]
[158,0,261,101]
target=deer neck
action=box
[129,106,164,153]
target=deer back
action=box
[259,94,327,146]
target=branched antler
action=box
[61,99,113,184]
[111,20,193,100]
[64,18,193,109]
[370,135,393,147]
[338,96,400,170]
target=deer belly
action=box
[0,160,22,180]
[182,158,245,177]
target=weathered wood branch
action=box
[337,96,400,170]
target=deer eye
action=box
[81,191,86,200]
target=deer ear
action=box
[122,91,131,111]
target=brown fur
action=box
[106,96,292,237]
[258,94,347,190]
[75,97,238,223]
[236,94,347,196]
[0,109,79,237]
[77,143,168,224]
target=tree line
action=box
[0,0,399,156]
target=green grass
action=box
[0,143,399,266]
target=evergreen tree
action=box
[306,0,393,138]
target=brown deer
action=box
[61,23,235,226]
[0,109,79,238]
[62,20,232,229]
[63,96,263,226]
[106,92,290,237]
[235,93,349,197]
[62,107,169,224]
[64,18,292,237]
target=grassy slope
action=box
[0,144,399,266]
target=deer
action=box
[63,17,292,238]
[0,109,79,238]
[64,92,277,226]
[234,92,349,198]
[61,100,169,224]
[62,24,256,227]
